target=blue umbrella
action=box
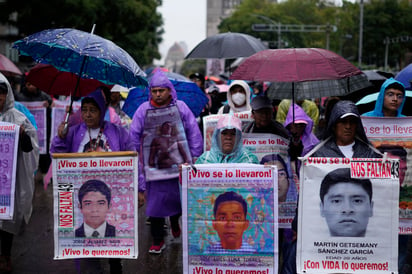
[145,67,189,82]
[395,63,412,90]
[13,27,147,89]
[123,79,209,118]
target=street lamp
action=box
[251,14,281,49]
[358,0,364,68]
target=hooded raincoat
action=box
[50,88,133,153]
[308,100,381,158]
[362,78,406,117]
[276,99,319,129]
[129,70,203,217]
[196,115,258,164]
[217,80,252,114]
[284,103,319,157]
[0,73,39,235]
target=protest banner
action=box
[0,122,19,220]
[362,116,412,234]
[52,151,138,259]
[182,163,278,274]
[50,99,81,144]
[19,101,47,154]
[142,105,192,182]
[297,157,399,274]
[203,113,252,151]
[243,133,297,228]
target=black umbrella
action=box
[185,32,267,59]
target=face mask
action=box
[232,93,246,106]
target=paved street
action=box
[9,182,183,274]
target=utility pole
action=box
[358,0,364,68]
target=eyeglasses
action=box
[385,92,404,100]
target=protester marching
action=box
[1,5,412,274]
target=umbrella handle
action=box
[62,112,70,136]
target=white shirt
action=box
[84,222,107,238]
[78,127,111,152]
[338,142,355,158]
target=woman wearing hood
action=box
[0,73,39,271]
[284,103,319,159]
[50,87,132,273]
[51,87,133,153]
[196,115,258,164]
[307,100,381,158]
[217,80,252,114]
[363,78,406,117]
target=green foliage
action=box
[217,0,412,69]
[0,0,163,66]
[180,59,206,77]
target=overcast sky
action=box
[155,0,356,64]
[155,0,207,64]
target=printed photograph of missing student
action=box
[148,121,189,169]
[205,191,256,254]
[75,180,116,238]
[319,168,373,237]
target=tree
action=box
[0,0,163,66]
[217,0,412,70]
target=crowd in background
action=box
[0,67,410,274]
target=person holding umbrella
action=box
[129,70,203,254]
[0,73,39,272]
[50,87,133,273]
[51,87,132,153]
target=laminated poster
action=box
[52,152,138,259]
[182,163,278,274]
[297,157,399,274]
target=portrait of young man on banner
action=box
[75,180,116,238]
[319,168,373,238]
[205,191,255,254]
[53,154,138,260]
[182,164,278,274]
[297,158,399,274]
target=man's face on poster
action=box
[80,191,110,229]
[212,201,249,249]
[320,182,373,237]
[265,160,289,202]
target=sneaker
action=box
[171,227,181,238]
[148,241,166,254]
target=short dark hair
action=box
[0,82,8,94]
[260,154,289,178]
[213,191,247,217]
[320,168,372,203]
[385,82,405,94]
[78,180,111,208]
[81,97,100,111]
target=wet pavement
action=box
[10,182,183,274]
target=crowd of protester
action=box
[0,67,411,274]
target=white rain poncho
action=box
[0,73,39,234]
